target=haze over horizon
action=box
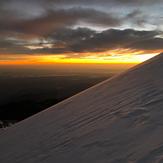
[0,0,163,65]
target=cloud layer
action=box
[0,28,162,55]
[0,0,162,56]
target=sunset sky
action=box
[0,0,163,65]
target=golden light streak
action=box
[0,49,161,65]
[37,50,158,64]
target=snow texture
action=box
[0,53,163,163]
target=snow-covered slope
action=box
[0,53,163,163]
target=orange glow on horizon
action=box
[0,49,161,65]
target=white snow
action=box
[0,53,163,163]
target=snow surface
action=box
[0,53,163,163]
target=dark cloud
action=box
[0,27,162,55]
[129,38,163,50]
[0,8,121,37]
[0,0,162,56]
[126,10,142,19]
[126,10,148,27]
[45,0,163,5]
[115,0,162,4]
[0,0,162,37]
[65,29,162,52]
[0,38,32,54]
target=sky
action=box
[0,0,163,65]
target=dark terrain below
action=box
[0,73,114,127]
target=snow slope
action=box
[0,53,163,163]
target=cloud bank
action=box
[0,0,162,56]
